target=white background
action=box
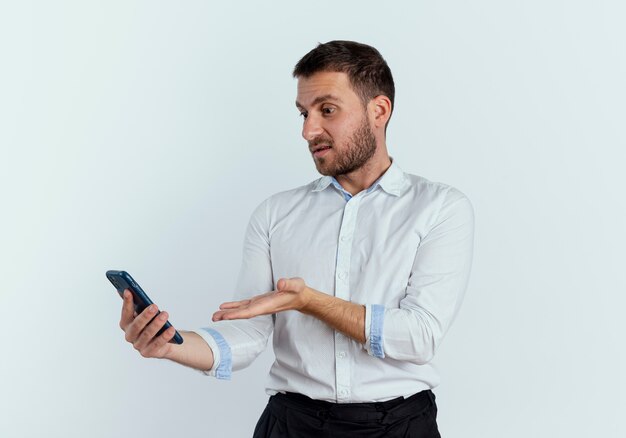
[1,1,624,437]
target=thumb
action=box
[277,277,304,292]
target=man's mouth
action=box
[311,142,332,152]
[311,145,332,158]
[311,145,331,153]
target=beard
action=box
[311,116,377,177]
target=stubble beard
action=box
[313,116,377,177]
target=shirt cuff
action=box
[193,328,232,380]
[364,304,385,358]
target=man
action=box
[120,40,474,437]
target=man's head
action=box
[293,40,395,125]
[293,41,395,177]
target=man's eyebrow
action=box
[295,94,343,110]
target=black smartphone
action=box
[106,270,184,344]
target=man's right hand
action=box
[119,290,176,359]
[118,289,215,371]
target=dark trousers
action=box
[253,390,441,438]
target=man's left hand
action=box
[212,277,312,321]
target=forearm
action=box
[164,331,215,371]
[302,288,366,344]
[212,279,365,344]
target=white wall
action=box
[1,1,624,437]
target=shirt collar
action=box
[311,158,410,197]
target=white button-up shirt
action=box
[194,160,475,403]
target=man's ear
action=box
[370,95,392,129]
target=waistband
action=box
[269,390,435,424]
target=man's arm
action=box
[213,278,366,343]
[120,290,215,371]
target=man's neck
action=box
[334,155,392,196]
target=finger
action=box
[213,310,237,321]
[212,310,225,321]
[213,307,260,321]
[213,309,241,321]
[145,326,176,355]
[124,303,159,342]
[220,291,274,310]
[277,277,304,292]
[219,299,250,310]
[134,311,169,351]
[120,290,136,330]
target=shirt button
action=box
[338,389,349,397]
[336,351,346,359]
[340,234,348,242]
[338,272,346,280]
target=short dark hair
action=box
[293,40,395,127]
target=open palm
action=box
[212,277,309,321]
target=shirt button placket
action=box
[334,196,360,402]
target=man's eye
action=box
[322,107,335,115]
[299,112,308,119]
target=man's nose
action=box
[302,114,324,141]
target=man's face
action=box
[296,72,377,177]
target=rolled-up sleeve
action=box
[194,199,275,379]
[364,187,475,364]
